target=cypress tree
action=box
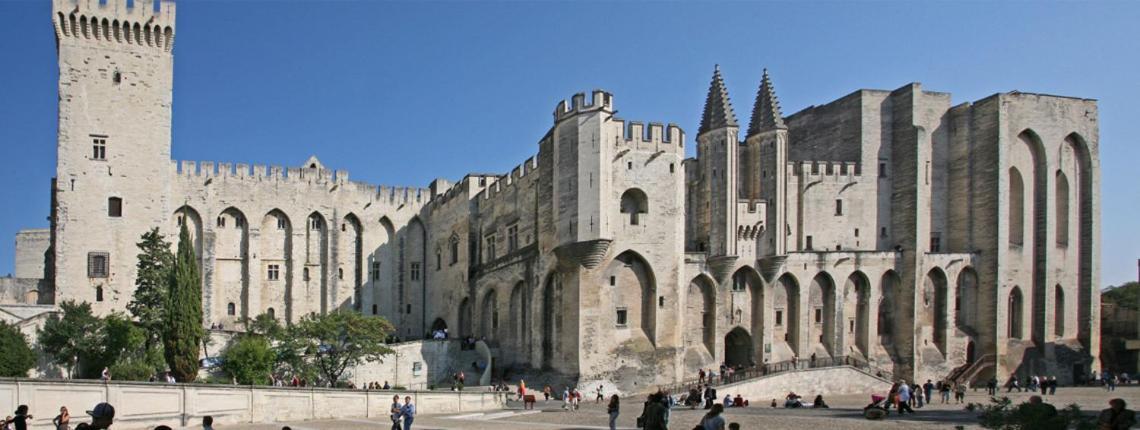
[163,223,204,382]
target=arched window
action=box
[267,308,275,319]
[1054,285,1065,337]
[1008,287,1024,339]
[1009,167,1025,246]
[303,267,310,281]
[1055,171,1069,246]
[95,285,104,302]
[619,188,649,225]
[227,302,236,316]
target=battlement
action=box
[171,160,429,206]
[788,161,862,180]
[620,121,685,153]
[53,0,176,52]
[553,90,614,123]
[477,156,540,204]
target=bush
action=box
[221,336,275,385]
[0,321,35,377]
[970,396,1096,430]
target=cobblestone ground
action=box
[211,386,1139,430]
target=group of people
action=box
[1004,374,1061,394]
[2,403,113,430]
[387,395,417,430]
[1095,370,1130,390]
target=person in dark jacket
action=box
[639,392,669,430]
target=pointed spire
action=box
[748,68,786,136]
[699,64,739,135]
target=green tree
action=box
[0,321,35,377]
[283,310,394,385]
[129,228,174,348]
[241,312,284,339]
[37,300,101,378]
[1102,281,1140,311]
[221,335,276,385]
[96,313,164,381]
[163,223,204,382]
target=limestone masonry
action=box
[7,0,1102,392]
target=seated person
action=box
[812,394,829,408]
[733,395,744,407]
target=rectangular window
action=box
[410,262,421,281]
[277,218,286,230]
[930,232,942,252]
[815,308,822,323]
[436,252,441,270]
[616,308,628,327]
[669,163,675,173]
[485,234,497,262]
[92,137,107,160]
[449,238,459,265]
[879,162,887,178]
[87,252,109,278]
[854,228,860,237]
[849,319,855,333]
[835,199,843,216]
[267,264,280,281]
[880,227,888,238]
[609,276,616,286]
[805,235,813,250]
[108,197,122,217]
[775,310,783,326]
[217,216,226,228]
[371,262,381,280]
[507,224,519,253]
[309,217,321,230]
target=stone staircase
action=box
[658,355,892,395]
[947,354,996,385]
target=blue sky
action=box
[0,0,1137,286]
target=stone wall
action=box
[0,379,506,430]
[714,366,891,402]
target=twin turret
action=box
[53,0,176,52]
[553,90,614,122]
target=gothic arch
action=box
[606,250,658,345]
[172,205,204,259]
[305,211,329,314]
[340,213,364,310]
[541,272,563,369]
[925,267,949,354]
[686,274,717,357]
[843,271,871,358]
[808,272,836,356]
[732,266,766,364]
[1064,132,1094,349]
[774,273,801,356]
[878,270,901,358]
[1055,170,1070,246]
[217,207,250,322]
[1017,129,1048,342]
[1054,284,1065,338]
[1009,167,1025,246]
[260,209,293,322]
[956,266,979,333]
[724,326,753,368]
[480,288,499,340]
[509,281,525,349]
[1009,286,1025,339]
[458,297,472,337]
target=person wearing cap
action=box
[75,402,114,430]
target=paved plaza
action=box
[208,386,1137,430]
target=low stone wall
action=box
[0,379,507,430]
[712,366,892,403]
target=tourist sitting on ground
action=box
[812,394,829,408]
[733,394,744,407]
[723,394,733,406]
[1098,398,1136,430]
[784,392,803,408]
[770,399,777,408]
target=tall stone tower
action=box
[51,0,176,313]
[748,70,789,257]
[696,66,740,279]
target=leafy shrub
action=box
[969,396,1095,430]
[0,321,35,377]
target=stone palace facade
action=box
[8,0,1103,391]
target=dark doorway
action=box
[966,341,976,364]
[431,318,448,332]
[724,327,753,368]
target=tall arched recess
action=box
[217,207,249,323]
[686,274,717,357]
[1064,133,1094,350]
[606,250,657,345]
[808,272,836,356]
[924,267,949,354]
[774,273,800,357]
[732,267,766,365]
[878,270,901,361]
[1016,130,1048,343]
[541,272,564,369]
[956,267,978,334]
[843,271,871,358]
[260,209,292,323]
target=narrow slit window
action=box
[108,197,122,217]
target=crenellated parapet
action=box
[475,156,541,206]
[788,160,862,181]
[53,0,175,52]
[620,121,685,154]
[171,160,429,206]
[553,89,613,123]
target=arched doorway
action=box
[966,341,976,365]
[925,267,949,354]
[808,272,836,356]
[686,275,716,356]
[843,271,870,358]
[774,273,800,356]
[724,327,753,368]
[431,318,448,333]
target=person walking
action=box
[639,392,669,430]
[606,395,620,430]
[543,385,551,401]
[914,386,924,408]
[52,407,70,430]
[987,377,997,396]
[896,380,914,415]
[699,403,726,430]
[1049,376,1058,395]
[400,396,416,430]
[596,385,605,403]
[562,387,571,410]
[389,395,402,430]
[939,381,951,404]
[923,380,934,404]
[955,382,967,404]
